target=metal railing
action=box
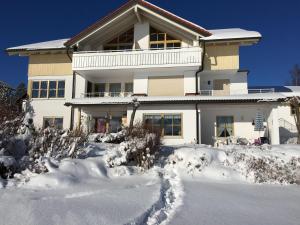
[279,118,297,133]
[198,90,213,96]
[81,92,133,98]
[73,47,202,70]
[248,88,275,94]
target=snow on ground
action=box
[1,143,300,225]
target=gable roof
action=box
[64,0,212,47]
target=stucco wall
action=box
[200,71,248,95]
[200,103,273,145]
[28,75,73,129]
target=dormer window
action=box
[149,27,181,50]
[104,28,134,51]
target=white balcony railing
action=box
[248,88,275,94]
[81,92,133,98]
[73,47,202,70]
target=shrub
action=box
[105,123,161,169]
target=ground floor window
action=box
[144,114,182,137]
[216,116,234,137]
[43,117,63,129]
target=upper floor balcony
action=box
[72,47,202,71]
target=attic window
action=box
[150,27,181,50]
[104,28,134,51]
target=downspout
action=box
[195,39,206,144]
[67,46,75,130]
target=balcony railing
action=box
[248,88,275,94]
[73,47,202,70]
[81,92,133,98]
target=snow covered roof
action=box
[6,38,69,53]
[201,28,261,42]
[65,93,290,106]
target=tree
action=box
[290,64,300,86]
[14,82,27,101]
[129,97,140,135]
[287,96,300,144]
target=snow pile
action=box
[27,157,109,188]
[164,145,300,184]
[88,130,126,143]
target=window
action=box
[43,117,63,129]
[104,28,134,51]
[150,27,181,50]
[291,106,299,115]
[109,83,121,97]
[31,80,65,99]
[125,83,133,96]
[216,116,234,137]
[31,81,40,98]
[94,83,106,97]
[144,114,182,137]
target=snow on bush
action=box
[164,145,300,184]
[223,145,300,184]
[0,111,88,178]
[104,125,160,169]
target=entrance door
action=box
[109,117,122,133]
[95,118,106,133]
[213,79,230,96]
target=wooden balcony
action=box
[72,47,202,71]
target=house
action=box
[6,0,298,145]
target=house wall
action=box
[200,103,273,145]
[28,75,73,129]
[133,67,198,95]
[127,104,197,145]
[134,22,150,49]
[204,44,239,70]
[200,71,248,95]
[28,54,72,77]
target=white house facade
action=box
[6,0,299,145]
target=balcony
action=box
[72,47,202,71]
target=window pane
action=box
[49,90,56,98]
[109,83,121,96]
[173,126,181,136]
[57,90,65,98]
[54,118,63,129]
[43,118,52,128]
[150,34,157,42]
[125,83,133,92]
[173,115,181,125]
[157,33,164,41]
[40,90,47,98]
[58,81,65,89]
[217,116,234,137]
[164,125,173,136]
[164,115,173,125]
[40,81,48,89]
[32,81,39,89]
[49,81,57,89]
[32,90,39,98]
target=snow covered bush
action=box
[105,124,161,169]
[223,145,300,184]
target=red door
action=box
[96,118,106,133]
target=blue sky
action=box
[1,0,299,88]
